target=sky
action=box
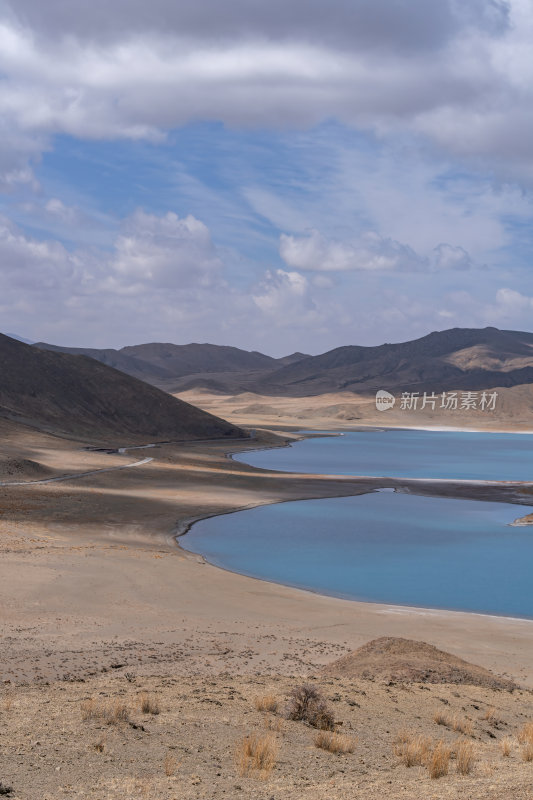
[0,0,532,355]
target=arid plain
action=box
[1,407,533,799]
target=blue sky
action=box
[0,0,532,355]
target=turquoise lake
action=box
[182,430,533,617]
[233,429,533,481]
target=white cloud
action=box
[279,230,477,273]
[0,1,530,183]
[431,243,475,271]
[494,287,533,314]
[110,210,223,290]
[280,230,427,272]
[253,269,314,318]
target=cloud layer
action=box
[0,0,532,353]
[0,0,530,177]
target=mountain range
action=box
[35,327,533,396]
[34,340,309,392]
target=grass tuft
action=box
[522,742,533,762]
[483,707,498,724]
[428,740,451,779]
[315,730,355,754]
[455,738,475,775]
[393,731,432,767]
[433,711,473,736]
[139,692,160,715]
[164,752,178,776]
[81,697,130,725]
[518,722,533,745]
[254,694,278,713]
[235,733,278,778]
[500,737,512,757]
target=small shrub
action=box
[315,730,355,754]
[0,782,13,796]
[456,739,475,775]
[164,752,178,776]
[92,736,105,753]
[427,740,451,779]
[254,694,278,713]
[140,692,160,715]
[433,710,448,727]
[500,737,512,757]
[393,731,432,767]
[483,707,498,724]
[285,685,335,731]
[235,733,278,778]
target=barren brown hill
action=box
[0,333,245,444]
[251,327,533,396]
[34,340,282,390]
[322,637,517,689]
[35,327,533,397]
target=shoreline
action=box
[2,421,533,689]
[173,429,533,625]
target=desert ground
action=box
[1,416,533,798]
[177,384,533,432]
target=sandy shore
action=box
[1,420,533,690]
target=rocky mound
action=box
[322,637,516,689]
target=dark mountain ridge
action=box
[0,333,244,443]
[33,327,533,397]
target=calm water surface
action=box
[234,429,533,481]
[183,430,533,617]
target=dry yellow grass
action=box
[483,707,498,723]
[254,693,278,713]
[455,739,475,775]
[522,742,533,762]
[393,731,432,767]
[164,752,178,776]
[427,740,451,779]
[235,732,278,778]
[81,697,130,725]
[139,692,160,715]
[433,710,473,736]
[314,730,356,754]
[500,737,512,757]
[1,691,13,712]
[518,722,533,744]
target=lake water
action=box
[182,430,533,617]
[233,429,533,482]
